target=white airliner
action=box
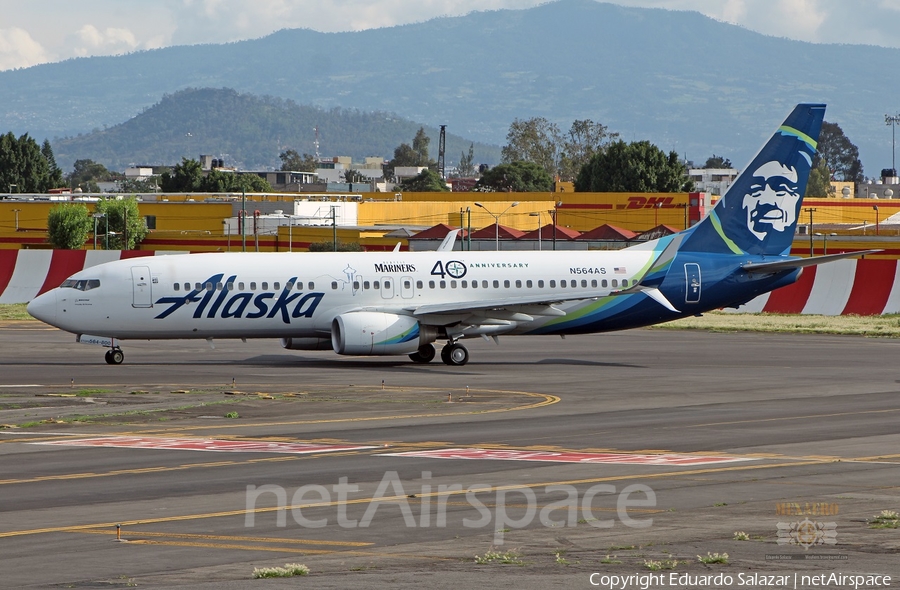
[27,104,874,366]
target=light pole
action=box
[874,204,880,236]
[804,207,816,256]
[474,201,518,251]
[886,114,900,174]
[12,208,21,231]
[814,232,837,255]
[92,213,104,249]
[654,201,662,227]
[529,211,542,250]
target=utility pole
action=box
[804,207,817,256]
[332,206,337,251]
[123,205,127,251]
[886,114,900,174]
[11,208,21,231]
[241,189,246,252]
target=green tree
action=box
[41,140,65,188]
[0,132,58,193]
[456,143,476,177]
[805,161,835,197]
[199,169,272,193]
[501,117,561,178]
[94,198,147,250]
[475,161,553,192]
[575,140,695,192]
[702,154,733,168]
[159,157,203,192]
[815,121,864,182]
[386,127,436,180]
[67,158,113,192]
[46,204,92,249]
[279,149,317,172]
[412,127,432,166]
[558,120,619,182]
[398,168,449,192]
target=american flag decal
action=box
[614,267,627,274]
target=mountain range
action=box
[2,0,898,174]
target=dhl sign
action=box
[616,196,679,210]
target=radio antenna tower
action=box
[314,126,320,161]
[438,125,447,179]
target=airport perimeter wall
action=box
[2,250,900,315]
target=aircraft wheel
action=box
[408,343,436,363]
[109,349,124,365]
[443,343,469,366]
[104,350,113,364]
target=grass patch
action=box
[653,311,900,338]
[224,411,239,419]
[870,510,899,529]
[644,559,679,571]
[698,552,729,564]
[0,304,32,321]
[251,563,309,578]
[733,531,750,541]
[75,389,110,397]
[474,549,524,565]
[600,554,621,564]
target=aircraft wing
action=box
[741,250,882,274]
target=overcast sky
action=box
[1,0,899,71]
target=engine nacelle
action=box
[331,312,436,355]
[281,337,332,351]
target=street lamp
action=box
[874,204,880,236]
[814,232,837,255]
[92,213,105,249]
[12,208,21,231]
[654,201,662,227]
[474,201,518,251]
[529,211,542,251]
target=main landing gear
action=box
[407,341,470,366]
[104,348,124,365]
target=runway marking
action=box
[0,384,42,388]
[381,448,756,465]
[682,406,900,428]
[0,459,828,539]
[34,436,375,455]
[71,529,372,546]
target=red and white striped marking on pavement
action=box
[35,436,374,454]
[381,448,753,465]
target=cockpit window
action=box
[60,279,100,291]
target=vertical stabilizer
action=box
[680,104,825,256]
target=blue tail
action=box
[680,104,825,256]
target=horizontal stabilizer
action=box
[741,250,882,274]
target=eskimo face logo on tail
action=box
[742,161,801,241]
[153,274,324,324]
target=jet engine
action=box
[331,312,437,355]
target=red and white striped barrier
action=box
[731,258,900,315]
[0,250,188,304]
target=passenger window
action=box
[364,281,371,289]
[185,283,191,291]
[482,280,488,288]
[472,281,478,289]
[538,280,544,288]
[384,280,391,289]
[591,280,597,288]
[296,282,302,290]
[429,280,435,289]
[581,280,587,288]
[239,282,245,290]
[250,282,257,290]
[374,281,380,289]
[353,281,360,289]
[602,279,608,287]
[550,280,556,288]
[206,282,213,291]
[174,283,180,291]
[262,282,268,290]
[461,280,467,288]
[274,282,280,290]
[196,283,202,291]
[331,281,338,290]
[404,280,411,289]
[450,280,457,288]
[526,280,532,288]
[439,280,446,289]
[515,280,522,288]
[308,282,315,290]
[216,282,223,291]
[561,280,567,288]
[611,279,618,287]
[227,282,235,290]
[416,280,423,289]
[492,280,499,288]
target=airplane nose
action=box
[27,290,57,324]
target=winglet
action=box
[436,230,459,252]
